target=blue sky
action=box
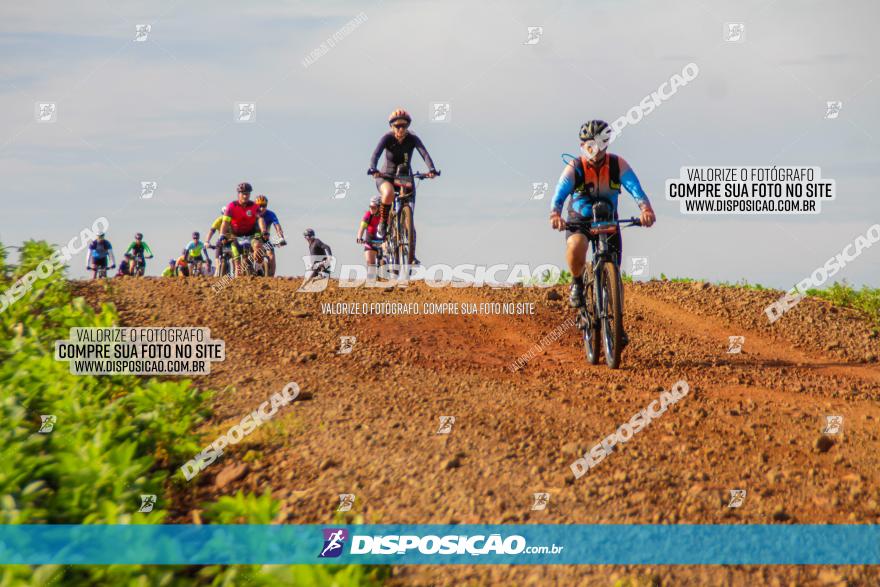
[1,0,878,287]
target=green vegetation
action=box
[807,281,880,323]
[0,240,388,586]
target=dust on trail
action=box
[74,278,880,586]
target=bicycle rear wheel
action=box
[600,261,624,369]
[397,204,414,275]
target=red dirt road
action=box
[75,278,880,586]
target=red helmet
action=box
[388,109,412,125]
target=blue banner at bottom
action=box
[1,525,878,565]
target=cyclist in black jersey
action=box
[368,108,438,240]
[303,228,333,283]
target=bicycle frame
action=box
[372,167,439,276]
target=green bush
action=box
[0,240,388,586]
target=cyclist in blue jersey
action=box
[255,195,286,276]
[549,120,656,312]
[87,233,116,278]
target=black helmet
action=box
[303,228,315,238]
[192,231,200,239]
[579,120,610,142]
[237,182,253,194]
[134,232,143,240]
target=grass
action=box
[0,239,390,586]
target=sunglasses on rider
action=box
[392,123,409,129]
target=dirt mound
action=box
[73,278,880,586]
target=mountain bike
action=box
[210,240,234,278]
[370,165,440,277]
[566,207,641,369]
[234,235,269,277]
[187,257,209,277]
[89,261,113,280]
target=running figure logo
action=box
[824,101,843,119]
[337,336,356,355]
[430,102,451,123]
[236,103,256,123]
[38,415,56,433]
[337,494,355,512]
[138,494,157,513]
[724,23,745,42]
[141,181,157,199]
[436,415,455,434]
[134,24,151,42]
[531,182,549,200]
[318,528,349,558]
[36,103,57,123]
[727,335,745,354]
[531,492,550,511]
[630,257,649,277]
[333,181,351,200]
[822,415,843,435]
[728,489,746,508]
[523,26,543,45]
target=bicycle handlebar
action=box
[564,217,642,231]
[369,170,441,180]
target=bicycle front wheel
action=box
[397,204,414,271]
[600,261,624,369]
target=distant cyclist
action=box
[87,233,116,278]
[116,253,133,277]
[220,182,267,275]
[368,108,438,241]
[356,195,383,278]
[174,250,190,277]
[303,228,332,281]
[549,120,656,343]
[185,231,211,275]
[206,207,229,267]
[255,195,286,276]
[125,232,154,274]
[161,259,176,277]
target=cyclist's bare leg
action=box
[566,234,589,307]
[566,234,588,279]
[377,181,394,236]
[267,248,276,276]
[364,249,377,280]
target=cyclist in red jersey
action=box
[220,182,267,275]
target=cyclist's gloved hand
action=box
[639,206,656,228]
[367,168,380,177]
[427,169,438,178]
[279,239,286,246]
[549,210,565,231]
